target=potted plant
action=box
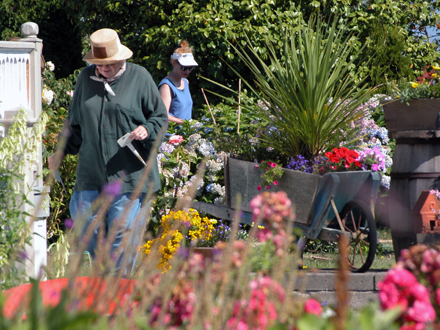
[383,69,440,137]
[202,16,391,217]
[381,68,440,259]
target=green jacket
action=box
[62,63,168,194]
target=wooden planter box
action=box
[383,99,440,138]
[225,157,322,225]
[383,98,440,259]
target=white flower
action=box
[214,196,224,205]
[179,163,190,178]
[42,88,54,105]
[46,61,55,71]
[206,159,223,173]
[381,175,391,189]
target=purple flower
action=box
[17,250,28,260]
[65,218,74,229]
[102,180,122,197]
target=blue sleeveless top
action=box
[158,77,193,120]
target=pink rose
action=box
[273,181,278,186]
[271,162,277,168]
[304,298,322,316]
[257,185,262,191]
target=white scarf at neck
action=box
[89,62,126,96]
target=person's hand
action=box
[129,126,148,141]
[48,151,65,172]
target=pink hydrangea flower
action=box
[169,135,184,145]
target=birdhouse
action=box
[413,190,440,233]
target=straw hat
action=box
[83,28,133,64]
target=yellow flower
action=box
[411,82,419,88]
[432,73,438,79]
[139,209,216,272]
[432,65,440,71]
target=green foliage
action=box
[0,0,84,79]
[56,0,440,111]
[364,22,415,94]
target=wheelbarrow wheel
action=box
[339,199,377,273]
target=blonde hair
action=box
[173,40,193,54]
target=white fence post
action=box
[0,22,48,280]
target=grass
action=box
[302,225,396,270]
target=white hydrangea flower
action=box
[159,142,175,154]
[189,133,202,142]
[214,151,228,163]
[206,173,218,182]
[179,162,190,178]
[214,196,224,205]
[197,140,215,157]
[206,159,223,173]
[381,175,391,189]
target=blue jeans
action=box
[70,191,149,277]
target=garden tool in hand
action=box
[117,133,147,166]
[54,169,66,193]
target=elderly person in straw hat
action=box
[49,28,168,276]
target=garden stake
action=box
[201,88,217,125]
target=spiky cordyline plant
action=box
[207,16,378,159]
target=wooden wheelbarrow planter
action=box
[193,157,381,273]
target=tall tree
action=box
[0,0,83,78]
